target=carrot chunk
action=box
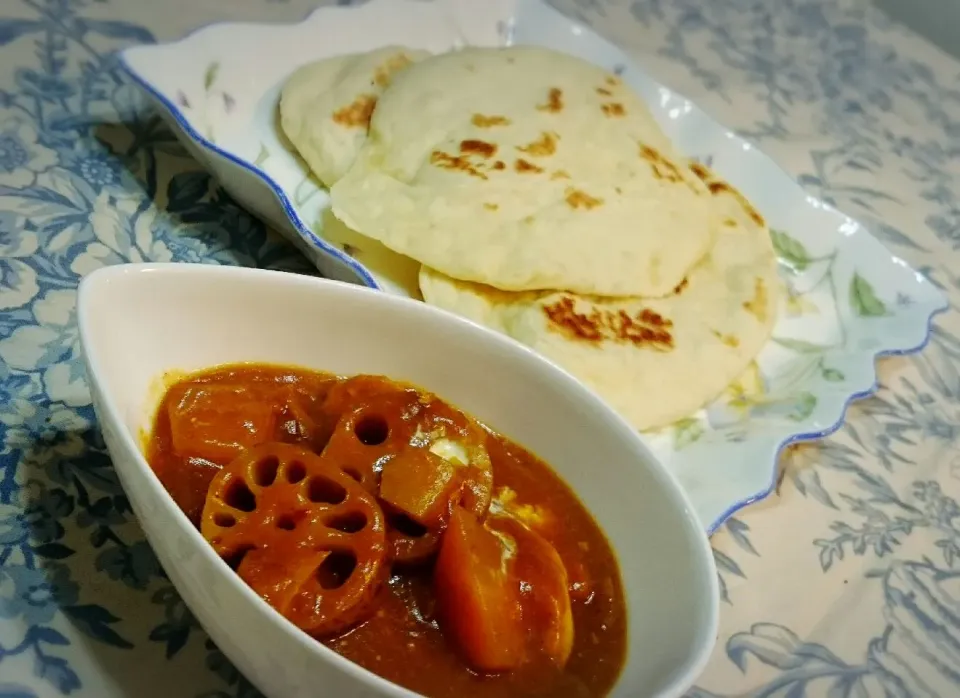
[494,517,575,666]
[167,383,276,463]
[434,508,525,672]
[159,456,221,525]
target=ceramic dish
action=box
[118,0,948,532]
[77,262,719,698]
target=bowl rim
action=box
[77,261,720,698]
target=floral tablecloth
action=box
[1,0,959,696]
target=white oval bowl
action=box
[77,262,718,698]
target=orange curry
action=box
[146,364,626,697]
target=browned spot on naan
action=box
[711,330,740,348]
[565,188,603,210]
[373,54,414,87]
[515,158,544,174]
[332,94,377,128]
[460,139,497,158]
[430,150,488,179]
[517,132,558,157]
[543,297,674,350]
[639,145,685,184]
[742,278,769,322]
[537,88,564,113]
[601,102,626,117]
[472,114,511,128]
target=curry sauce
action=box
[146,364,626,698]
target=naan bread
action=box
[419,167,781,430]
[279,46,429,188]
[331,46,719,297]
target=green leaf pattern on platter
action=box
[773,337,831,354]
[294,177,320,206]
[253,143,270,167]
[789,391,817,421]
[673,417,706,450]
[770,229,811,272]
[850,272,888,317]
[821,366,845,382]
[203,61,220,91]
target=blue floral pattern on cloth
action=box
[1,0,960,696]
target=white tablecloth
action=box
[1,1,959,695]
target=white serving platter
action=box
[119,0,948,532]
